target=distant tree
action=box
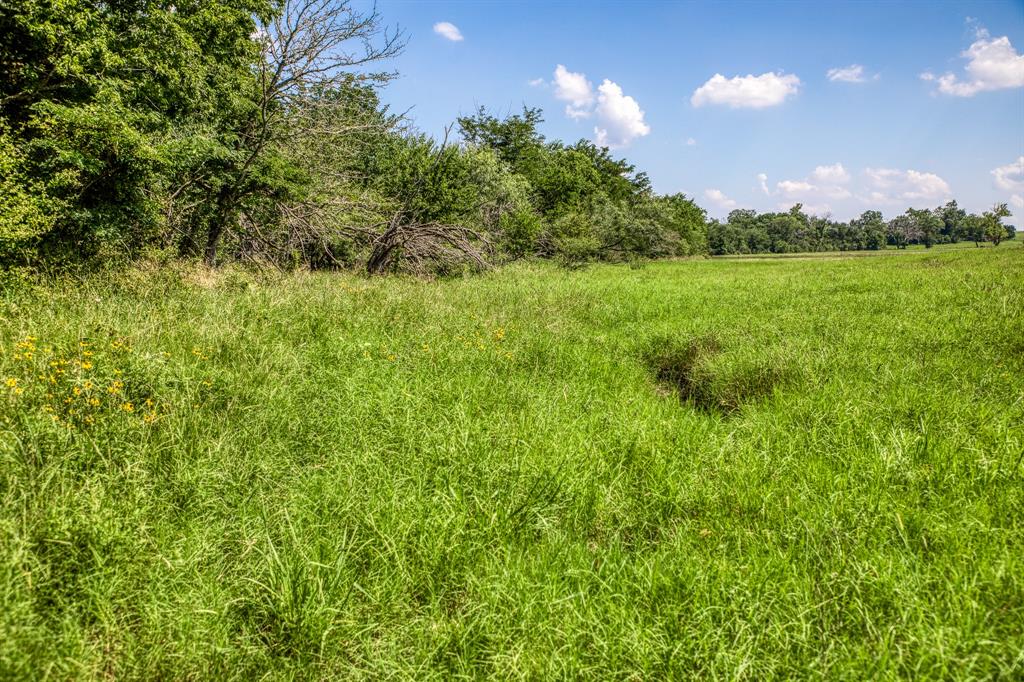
[906,208,942,248]
[961,213,985,246]
[887,214,918,249]
[982,203,1011,246]
[935,200,966,243]
[852,210,887,250]
[808,213,832,251]
[708,219,749,255]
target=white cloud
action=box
[863,168,951,202]
[704,188,737,210]
[552,64,594,119]
[593,79,650,148]
[903,171,951,199]
[527,78,545,87]
[1011,194,1024,209]
[768,163,852,203]
[777,180,816,196]
[810,163,851,185]
[685,137,697,146]
[546,66,649,147]
[992,156,1024,192]
[921,28,1024,96]
[691,72,801,109]
[432,21,464,42]
[827,64,867,83]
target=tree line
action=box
[709,202,1015,256]
[0,1,1014,274]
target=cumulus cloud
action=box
[593,79,651,148]
[921,28,1024,96]
[691,72,801,108]
[992,156,1024,192]
[810,163,851,186]
[863,168,951,202]
[546,66,649,147]
[686,137,697,146]
[777,180,816,195]
[432,21,464,42]
[527,77,546,87]
[704,189,737,210]
[767,163,852,203]
[552,64,594,119]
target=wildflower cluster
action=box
[2,335,165,430]
[454,323,514,360]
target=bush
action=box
[548,212,600,268]
[499,210,543,259]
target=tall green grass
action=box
[2,248,1022,678]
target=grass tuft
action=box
[643,334,794,413]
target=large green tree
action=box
[0,0,272,261]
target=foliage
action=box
[0,0,274,261]
[0,126,58,262]
[982,203,1012,246]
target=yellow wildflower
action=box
[121,402,134,413]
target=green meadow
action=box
[2,247,1022,679]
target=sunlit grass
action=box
[1,248,1022,678]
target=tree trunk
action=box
[204,189,235,266]
[204,223,223,266]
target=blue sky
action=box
[365,1,1023,224]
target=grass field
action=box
[2,247,1023,679]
